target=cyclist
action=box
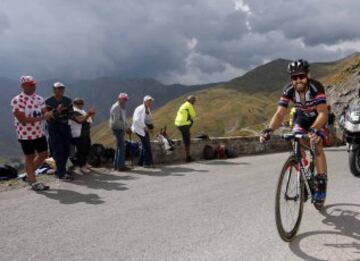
[260,59,329,203]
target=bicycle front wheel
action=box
[275,156,304,242]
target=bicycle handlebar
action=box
[282,133,309,141]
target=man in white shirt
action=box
[131,95,154,168]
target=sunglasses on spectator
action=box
[75,102,84,105]
[291,74,307,81]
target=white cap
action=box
[53,82,65,88]
[20,75,36,85]
[143,95,154,102]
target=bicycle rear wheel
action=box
[275,156,304,242]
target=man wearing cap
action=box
[131,95,154,168]
[45,82,74,180]
[70,98,96,173]
[175,95,197,162]
[10,76,51,191]
[110,93,132,171]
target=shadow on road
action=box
[70,171,131,192]
[289,203,360,261]
[37,189,105,205]
[131,165,209,177]
[199,160,250,166]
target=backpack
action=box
[215,144,226,159]
[0,165,18,180]
[88,144,106,167]
[103,148,115,162]
[225,147,238,158]
[203,145,215,160]
[125,140,140,159]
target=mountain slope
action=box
[91,53,360,147]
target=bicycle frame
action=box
[285,134,317,202]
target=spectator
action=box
[110,93,132,171]
[70,98,96,173]
[45,82,74,180]
[327,105,336,145]
[131,95,154,168]
[175,95,197,162]
[10,76,51,191]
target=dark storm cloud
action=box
[0,12,10,34]
[0,0,360,84]
[247,0,360,46]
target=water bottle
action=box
[301,158,311,178]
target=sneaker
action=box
[312,175,327,203]
[59,173,74,181]
[80,166,91,174]
[85,163,93,169]
[117,166,131,172]
[32,182,50,191]
[186,157,194,163]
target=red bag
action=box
[215,144,226,159]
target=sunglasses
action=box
[291,74,307,81]
[75,102,84,105]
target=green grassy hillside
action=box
[92,87,280,147]
[92,53,360,147]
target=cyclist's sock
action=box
[314,173,327,201]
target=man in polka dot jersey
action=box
[10,76,51,191]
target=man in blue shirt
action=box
[45,82,74,180]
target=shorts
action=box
[178,125,191,146]
[292,114,326,135]
[19,136,48,155]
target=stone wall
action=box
[151,135,292,164]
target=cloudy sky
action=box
[1,0,360,84]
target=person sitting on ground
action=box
[175,95,197,162]
[11,76,52,191]
[70,98,96,174]
[110,93,132,171]
[131,95,154,168]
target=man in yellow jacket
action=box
[175,95,196,162]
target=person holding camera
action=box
[131,95,154,168]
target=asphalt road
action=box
[1,147,359,261]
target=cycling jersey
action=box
[278,79,327,132]
[279,79,326,117]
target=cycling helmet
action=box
[287,59,310,75]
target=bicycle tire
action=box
[275,156,304,242]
